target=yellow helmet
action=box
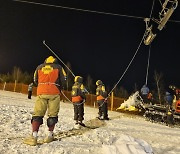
[45,56,56,63]
[74,76,83,83]
[96,80,103,86]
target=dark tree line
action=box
[0,66,33,84]
[0,65,167,103]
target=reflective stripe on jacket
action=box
[34,63,66,95]
[72,96,83,103]
[97,95,105,101]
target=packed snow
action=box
[0,90,180,154]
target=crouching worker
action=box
[23,56,66,146]
[96,80,109,120]
[71,76,86,128]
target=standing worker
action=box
[164,91,174,126]
[71,76,86,128]
[28,82,33,99]
[23,56,67,146]
[96,80,109,120]
[140,84,150,103]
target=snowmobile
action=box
[143,85,180,126]
[143,102,180,126]
[116,90,180,126]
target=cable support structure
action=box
[144,0,155,86]
[107,0,155,97]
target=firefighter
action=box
[169,85,179,110]
[71,76,86,127]
[23,56,67,146]
[96,80,109,120]
[165,91,174,126]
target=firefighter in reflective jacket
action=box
[24,56,66,146]
[96,80,109,120]
[71,76,86,126]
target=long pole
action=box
[43,40,75,77]
[43,40,89,94]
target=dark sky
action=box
[0,0,180,92]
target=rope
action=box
[108,0,156,97]
[61,90,85,106]
[43,40,75,77]
[43,40,89,94]
[144,0,155,86]
[145,45,151,85]
[12,0,180,23]
[61,90,73,103]
[98,0,156,109]
[108,32,146,96]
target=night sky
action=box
[0,0,180,92]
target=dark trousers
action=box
[166,105,174,125]
[141,94,149,104]
[73,102,84,121]
[28,91,32,99]
[97,100,108,119]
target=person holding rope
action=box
[96,80,109,120]
[71,76,86,127]
[23,56,67,146]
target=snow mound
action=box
[102,134,153,154]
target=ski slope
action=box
[0,90,180,154]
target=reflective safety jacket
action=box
[71,82,86,103]
[96,85,107,101]
[34,60,66,95]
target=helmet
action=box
[169,85,176,90]
[74,76,83,83]
[45,56,57,64]
[96,80,103,86]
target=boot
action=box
[78,121,85,127]
[103,117,110,120]
[44,135,54,143]
[97,116,103,120]
[23,135,37,146]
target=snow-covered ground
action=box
[0,90,180,154]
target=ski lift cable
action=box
[12,0,180,23]
[145,45,151,85]
[12,0,147,20]
[108,0,155,95]
[108,32,147,96]
[144,0,155,86]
